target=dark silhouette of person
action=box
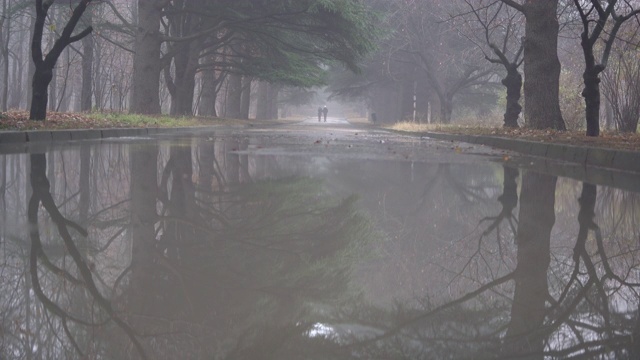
[322,106,328,122]
[317,107,322,122]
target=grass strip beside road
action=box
[0,111,260,131]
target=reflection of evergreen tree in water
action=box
[126,144,375,359]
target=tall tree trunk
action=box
[9,21,24,109]
[81,10,94,112]
[0,0,9,111]
[502,65,522,128]
[255,81,270,120]
[198,67,219,117]
[603,98,613,130]
[30,69,53,120]
[93,41,103,110]
[169,69,197,116]
[579,30,604,137]
[523,0,566,130]
[27,10,36,111]
[268,83,279,120]
[224,72,242,118]
[582,66,602,137]
[168,44,198,116]
[438,93,453,124]
[47,7,57,112]
[130,0,163,114]
[239,76,251,119]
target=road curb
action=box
[418,131,639,174]
[0,126,219,146]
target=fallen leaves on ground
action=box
[426,127,640,152]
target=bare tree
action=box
[396,0,494,124]
[80,7,94,112]
[462,0,525,127]
[572,0,640,136]
[30,0,93,120]
[602,45,640,132]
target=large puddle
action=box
[1,128,639,359]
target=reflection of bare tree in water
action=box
[1,155,6,223]
[414,164,490,216]
[326,171,640,359]
[479,166,518,248]
[27,153,148,359]
[546,182,640,358]
[0,155,6,247]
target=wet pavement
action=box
[1,118,640,359]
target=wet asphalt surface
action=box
[233,116,508,165]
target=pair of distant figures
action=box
[317,106,328,122]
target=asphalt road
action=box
[302,116,352,125]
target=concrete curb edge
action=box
[418,131,639,174]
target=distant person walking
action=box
[317,107,322,122]
[322,106,328,122]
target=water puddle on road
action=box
[1,129,639,359]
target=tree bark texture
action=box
[502,65,522,128]
[582,65,603,137]
[167,42,199,116]
[522,0,566,130]
[166,0,206,117]
[1,0,9,112]
[255,81,271,120]
[439,94,453,124]
[224,73,242,119]
[198,68,219,117]
[268,84,279,119]
[130,0,163,115]
[577,20,604,137]
[240,76,251,119]
[81,12,94,112]
[26,14,35,111]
